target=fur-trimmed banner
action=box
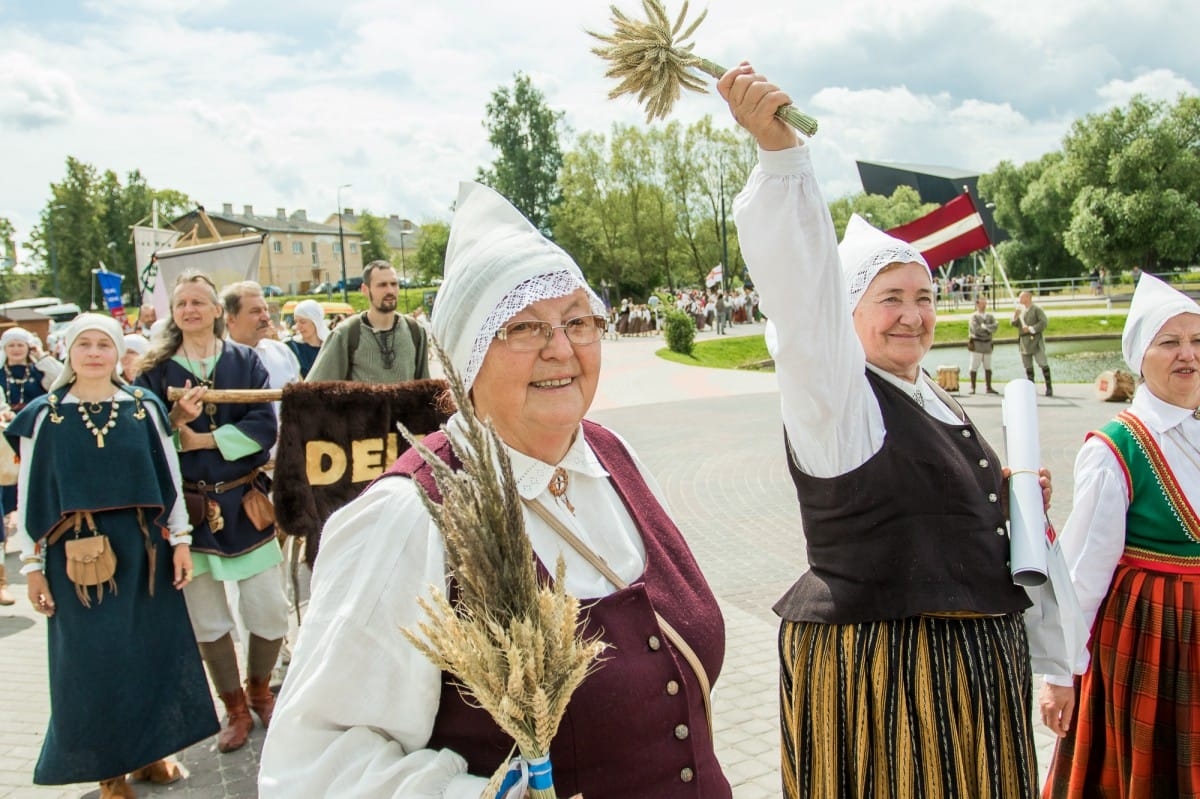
[273,379,451,565]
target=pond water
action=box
[922,338,1130,384]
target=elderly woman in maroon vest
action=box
[720,66,1051,798]
[1041,274,1200,798]
[259,182,730,799]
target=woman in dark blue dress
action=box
[284,299,327,378]
[0,326,62,603]
[10,314,218,799]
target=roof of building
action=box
[171,205,362,237]
[326,210,418,249]
[856,159,981,181]
[0,308,51,321]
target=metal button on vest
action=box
[666,680,680,695]
[961,429,972,438]
[996,526,1006,535]
[680,768,695,783]
[978,458,989,468]
[988,492,998,503]
[648,635,661,651]
[674,724,689,740]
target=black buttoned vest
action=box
[774,369,1031,624]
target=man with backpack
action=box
[306,261,429,384]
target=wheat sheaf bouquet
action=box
[400,344,608,799]
[589,0,818,136]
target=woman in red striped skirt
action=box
[1042,272,1200,797]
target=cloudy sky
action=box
[2,0,1196,266]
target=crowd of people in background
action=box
[1,179,1193,799]
[611,286,761,337]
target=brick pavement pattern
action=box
[0,327,1120,797]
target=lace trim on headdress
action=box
[465,270,606,389]
[846,243,928,307]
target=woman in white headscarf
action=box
[721,65,1050,798]
[285,299,328,378]
[0,326,63,540]
[7,313,217,798]
[1041,273,1200,797]
[121,334,150,383]
[260,183,731,799]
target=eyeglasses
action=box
[495,315,608,352]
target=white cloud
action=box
[0,52,83,130]
[1097,68,1199,108]
[1,0,1197,270]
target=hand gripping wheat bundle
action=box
[589,0,818,136]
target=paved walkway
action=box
[1,322,1122,797]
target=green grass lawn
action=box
[656,313,1128,371]
[272,287,430,314]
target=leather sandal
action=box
[99,775,137,799]
[129,758,182,784]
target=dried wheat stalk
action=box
[589,0,818,136]
[400,340,608,799]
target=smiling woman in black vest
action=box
[721,64,1051,799]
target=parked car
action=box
[309,281,335,295]
[334,276,364,292]
[263,285,284,297]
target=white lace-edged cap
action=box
[433,182,604,390]
[838,214,930,310]
[1122,272,1200,376]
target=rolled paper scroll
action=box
[1002,378,1048,586]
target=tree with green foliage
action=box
[28,158,191,306]
[0,217,17,303]
[97,169,191,303]
[980,94,1200,281]
[1061,95,1200,272]
[411,221,451,284]
[827,186,939,238]
[0,217,14,268]
[30,157,108,305]
[979,154,1083,281]
[353,211,393,267]
[551,117,751,299]
[477,73,565,234]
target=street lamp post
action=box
[398,226,410,313]
[336,184,351,302]
[985,202,997,305]
[719,165,730,294]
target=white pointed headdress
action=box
[838,214,929,310]
[1122,272,1200,376]
[432,182,604,390]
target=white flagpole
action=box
[990,244,1018,303]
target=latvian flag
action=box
[705,263,723,288]
[886,194,991,269]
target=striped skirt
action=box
[1043,562,1200,798]
[780,612,1036,799]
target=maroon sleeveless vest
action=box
[382,420,731,798]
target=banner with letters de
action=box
[272,379,451,566]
